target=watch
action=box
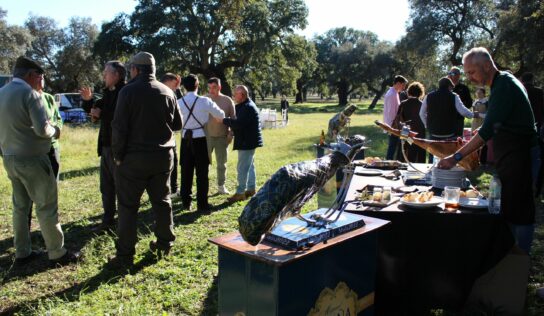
[453,152,463,162]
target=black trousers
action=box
[180,137,210,209]
[100,147,117,224]
[171,144,178,193]
[115,149,175,257]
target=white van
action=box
[54,93,87,123]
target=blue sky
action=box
[1,0,409,42]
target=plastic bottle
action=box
[488,175,501,214]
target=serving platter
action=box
[399,197,443,208]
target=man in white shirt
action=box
[178,74,225,211]
[383,75,408,159]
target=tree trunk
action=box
[367,80,389,110]
[191,66,233,97]
[302,87,308,102]
[337,79,349,106]
[295,79,304,103]
[369,93,382,109]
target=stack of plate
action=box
[431,167,467,189]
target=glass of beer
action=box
[444,186,460,211]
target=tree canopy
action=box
[1,1,543,98]
[94,0,308,96]
[0,8,31,74]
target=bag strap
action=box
[181,96,205,130]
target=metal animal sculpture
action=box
[327,104,357,141]
[238,135,366,245]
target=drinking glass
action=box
[444,186,460,211]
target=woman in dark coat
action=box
[396,82,427,162]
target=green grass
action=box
[0,99,543,315]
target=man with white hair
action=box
[438,47,538,255]
[223,85,263,203]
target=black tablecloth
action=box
[345,171,515,314]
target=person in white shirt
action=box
[178,74,225,211]
[383,75,408,159]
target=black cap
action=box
[15,56,44,74]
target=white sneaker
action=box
[217,185,230,195]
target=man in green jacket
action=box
[438,47,538,254]
[37,78,63,181]
[27,73,64,229]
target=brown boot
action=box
[245,190,256,198]
[227,193,247,203]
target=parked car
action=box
[54,93,88,123]
[0,75,12,88]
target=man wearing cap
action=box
[419,77,476,143]
[178,74,225,211]
[111,52,182,264]
[80,60,126,232]
[206,77,235,195]
[448,66,473,136]
[0,56,80,266]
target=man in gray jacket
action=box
[0,56,79,266]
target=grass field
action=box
[0,98,543,315]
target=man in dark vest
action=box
[449,66,473,136]
[419,77,477,142]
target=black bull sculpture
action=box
[238,135,366,245]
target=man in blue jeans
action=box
[223,85,263,203]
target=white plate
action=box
[355,168,383,176]
[459,197,488,209]
[399,197,443,208]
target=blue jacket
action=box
[223,98,263,150]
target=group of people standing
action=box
[383,67,484,163]
[382,47,543,258]
[0,52,263,267]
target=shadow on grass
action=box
[1,251,188,315]
[0,197,218,314]
[0,195,224,286]
[0,214,102,283]
[199,275,218,316]
[59,166,100,181]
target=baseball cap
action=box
[128,52,155,66]
[15,56,45,74]
[448,67,461,76]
